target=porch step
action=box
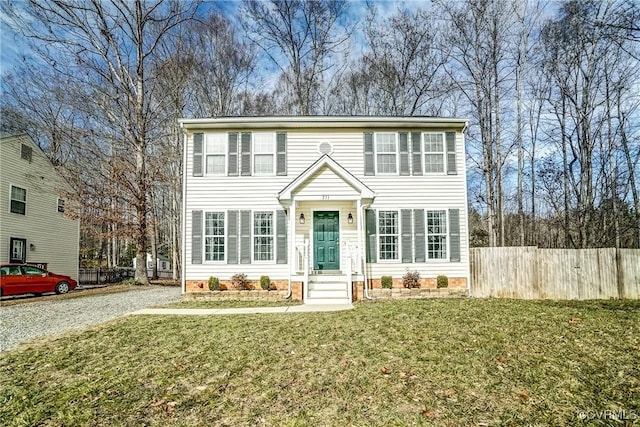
[306,275,350,304]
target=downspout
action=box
[360,201,373,300]
[284,200,294,299]
[180,124,187,295]
[461,121,472,298]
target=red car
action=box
[0,264,77,296]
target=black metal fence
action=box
[78,268,135,285]
[78,267,176,285]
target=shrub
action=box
[218,283,228,291]
[208,276,220,291]
[402,270,421,288]
[260,275,271,290]
[231,273,252,290]
[381,276,393,289]
[268,283,278,291]
[437,274,449,288]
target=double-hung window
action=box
[423,133,445,173]
[206,133,226,175]
[378,210,399,260]
[427,210,447,259]
[253,133,275,175]
[254,211,274,261]
[204,212,225,261]
[10,186,26,215]
[375,133,397,174]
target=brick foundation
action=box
[368,277,467,290]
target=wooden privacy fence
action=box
[470,247,640,299]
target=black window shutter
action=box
[364,132,375,176]
[276,132,287,176]
[413,209,425,262]
[276,210,287,264]
[228,132,239,176]
[399,132,410,175]
[365,209,377,262]
[446,132,457,175]
[193,133,203,177]
[240,132,252,176]
[411,132,422,176]
[449,208,461,262]
[191,210,203,264]
[240,210,251,264]
[401,209,413,262]
[227,210,238,264]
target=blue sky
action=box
[0,0,425,76]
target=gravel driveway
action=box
[0,286,181,352]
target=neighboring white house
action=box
[132,253,172,278]
[0,134,79,279]
[179,117,470,304]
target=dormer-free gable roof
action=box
[278,154,375,201]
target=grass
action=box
[155,299,303,309]
[1,299,639,426]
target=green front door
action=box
[314,211,340,271]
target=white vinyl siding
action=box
[253,211,274,261]
[423,132,445,173]
[0,135,79,279]
[253,133,275,175]
[182,125,468,283]
[205,133,226,175]
[427,210,447,259]
[378,210,399,260]
[204,212,225,261]
[375,133,397,174]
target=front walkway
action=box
[131,304,354,316]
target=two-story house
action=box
[180,117,469,304]
[0,134,79,279]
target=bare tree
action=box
[242,0,351,115]
[5,0,200,283]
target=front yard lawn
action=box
[1,299,638,426]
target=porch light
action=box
[347,212,353,224]
[299,213,305,224]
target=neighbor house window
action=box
[21,144,32,163]
[253,133,275,175]
[204,212,225,261]
[10,186,26,215]
[57,198,65,213]
[423,133,445,173]
[253,211,273,261]
[427,210,447,259]
[375,133,397,174]
[205,133,226,175]
[378,210,398,260]
[9,237,26,263]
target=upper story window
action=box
[10,186,26,215]
[375,133,397,174]
[253,133,275,175]
[21,144,33,163]
[205,133,226,175]
[57,198,65,213]
[423,133,445,173]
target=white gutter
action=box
[461,121,472,298]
